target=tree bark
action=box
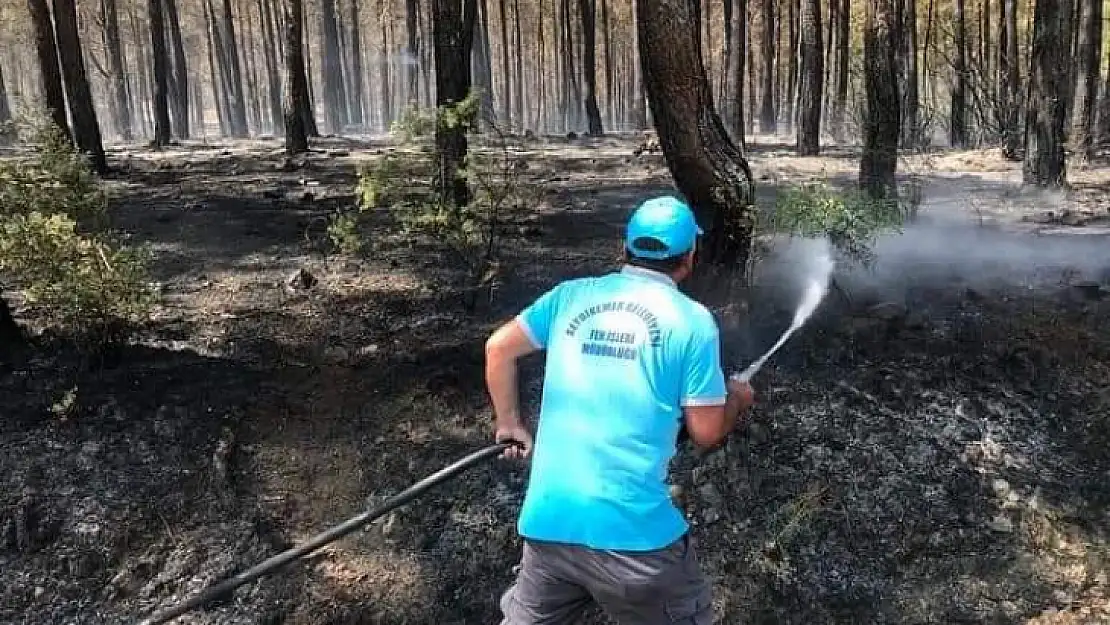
[433,0,479,206]
[220,0,250,137]
[900,0,920,147]
[348,0,365,126]
[102,0,133,141]
[833,0,849,140]
[513,0,525,129]
[629,0,647,129]
[0,61,12,144]
[259,0,285,135]
[860,0,901,199]
[579,0,603,134]
[1072,0,1099,157]
[164,0,189,139]
[950,0,968,147]
[1001,0,1021,158]
[499,0,513,129]
[406,0,421,104]
[727,0,748,148]
[1022,0,1073,186]
[759,0,776,133]
[149,0,172,146]
[319,0,349,134]
[796,0,822,154]
[27,0,71,143]
[51,0,108,174]
[636,0,756,291]
[283,0,309,153]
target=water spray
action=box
[734,238,836,383]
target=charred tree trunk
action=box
[759,0,776,133]
[405,0,421,104]
[833,0,849,140]
[797,0,822,154]
[102,0,133,141]
[901,0,920,147]
[950,0,968,147]
[149,0,173,146]
[630,0,648,128]
[499,0,513,128]
[433,0,479,207]
[513,0,524,128]
[1073,0,1099,157]
[52,0,108,174]
[283,0,310,153]
[27,0,71,142]
[473,0,495,123]
[348,0,365,126]
[860,0,901,199]
[220,0,250,137]
[259,0,284,135]
[579,0,603,134]
[1000,0,1021,158]
[320,0,349,134]
[1023,0,1073,186]
[784,0,799,133]
[636,0,756,295]
[164,0,189,139]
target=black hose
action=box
[135,441,519,625]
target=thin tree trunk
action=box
[0,61,12,144]
[52,0,108,173]
[861,0,901,199]
[319,0,348,134]
[220,0,250,137]
[729,0,747,147]
[1073,0,1099,157]
[149,0,172,145]
[797,0,822,154]
[283,0,309,153]
[579,0,603,134]
[130,6,152,137]
[260,0,284,134]
[901,0,920,147]
[513,0,524,129]
[630,0,647,128]
[27,0,71,142]
[349,0,365,126]
[1001,0,1021,158]
[164,0,189,138]
[1023,0,1073,186]
[242,1,264,133]
[204,0,229,136]
[759,0,776,133]
[950,0,968,147]
[784,0,799,133]
[432,0,479,206]
[102,0,133,141]
[473,0,495,123]
[833,0,849,139]
[406,0,420,104]
[499,0,513,129]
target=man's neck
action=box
[620,264,677,287]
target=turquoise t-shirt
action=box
[514,264,728,552]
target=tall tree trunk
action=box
[728,0,747,147]
[102,0,133,141]
[379,16,393,130]
[950,0,968,147]
[901,0,920,147]
[406,0,421,104]
[241,2,264,133]
[283,0,309,153]
[349,0,365,126]
[432,0,479,206]
[51,0,108,174]
[579,0,603,134]
[130,6,152,137]
[220,0,250,137]
[784,0,799,133]
[1001,0,1020,158]
[164,0,189,139]
[259,0,284,135]
[1072,0,1099,157]
[149,0,172,146]
[759,0,776,133]
[27,0,71,142]
[204,0,229,136]
[499,0,513,129]
[473,0,495,123]
[860,0,901,199]
[513,0,525,129]
[636,0,756,298]
[630,0,647,128]
[601,0,613,128]
[832,0,849,139]
[1023,0,1073,186]
[320,0,349,134]
[797,0,822,154]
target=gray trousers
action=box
[499,533,713,624]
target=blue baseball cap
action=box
[624,195,704,260]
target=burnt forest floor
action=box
[2,131,1110,624]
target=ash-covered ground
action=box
[2,133,1109,624]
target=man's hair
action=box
[624,236,690,273]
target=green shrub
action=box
[761,180,908,265]
[0,116,156,346]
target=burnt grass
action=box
[2,133,1110,624]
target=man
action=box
[483,195,756,624]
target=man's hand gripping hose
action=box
[134,439,526,625]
